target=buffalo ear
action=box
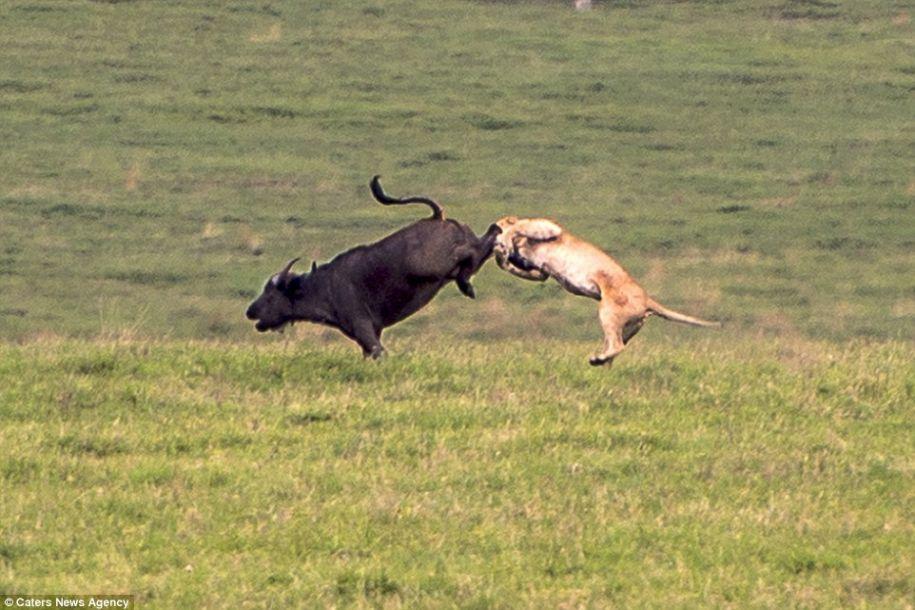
[311,261,317,273]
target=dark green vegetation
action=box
[1,0,913,607]
[1,339,912,607]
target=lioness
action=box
[494,216,719,366]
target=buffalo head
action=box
[245,257,307,333]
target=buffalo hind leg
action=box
[455,224,503,298]
[450,248,478,298]
[456,271,476,298]
[477,223,502,260]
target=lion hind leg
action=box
[589,292,626,367]
[622,314,648,344]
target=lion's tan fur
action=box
[494,216,718,366]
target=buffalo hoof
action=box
[457,280,476,299]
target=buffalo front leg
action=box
[342,319,385,360]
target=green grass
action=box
[1,338,912,607]
[1,0,913,607]
[0,0,912,341]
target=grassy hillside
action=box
[1,338,912,607]
[1,0,912,342]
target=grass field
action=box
[1,0,912,341]
[1,338,912,607]
[1,0,913,607]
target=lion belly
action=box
[528,241,604,300]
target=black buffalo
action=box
[245,176,500,358]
